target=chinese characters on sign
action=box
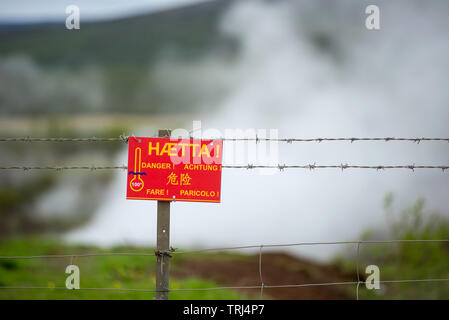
[126,137,223,203]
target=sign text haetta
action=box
[126,137,223,203]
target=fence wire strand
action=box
[3,279,449,293]
[1,136,449,143]
[0,166,128,171]
[1,164,448,171]
[356,242,361,300]
[0,137,129,143]
[2,135,448,171]
[2,240,448,259]
[259,245,264,299]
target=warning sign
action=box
[126,137,223,203]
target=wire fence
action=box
[1,136,448,171]
[0,239,448,299]
[1,136,449,299]
[1,136,449,143]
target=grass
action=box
[0,237,247,300]
[333,194,449,299]
[4,195,448,300]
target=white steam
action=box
[0,55,105,113]
[66,0,449,261]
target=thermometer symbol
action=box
[130,147,144,192]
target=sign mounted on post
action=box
[126,137,223,203]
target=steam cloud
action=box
[67,0,449,260]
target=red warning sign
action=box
[126,137,223,203]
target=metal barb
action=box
[120,135,129,143]
[131,135,142,143]
[154,250,171,258]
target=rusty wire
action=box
[0,166,128,171]
[0,136,130,143]
[1,136,449,143]
[1,164,448,171]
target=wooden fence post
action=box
[155,129,171,300]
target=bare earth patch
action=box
[173,252,356,300]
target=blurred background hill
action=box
[0,0,234,114]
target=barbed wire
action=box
[1,136,449,143]
[0,136,129,143]
[222,137,449,143]
[222,164,449,171]
[0,166,128,171]
[1,164,448,171]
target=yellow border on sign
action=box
[127,196,220,203]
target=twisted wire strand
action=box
[0,136,129,143]
[0,164,448,171]
[1,136,449,143]
[1,278,448,293]
[0,166,128,171]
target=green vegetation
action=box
[0,237,247,300]
[2,187,448,300]
[334,194,449,299]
